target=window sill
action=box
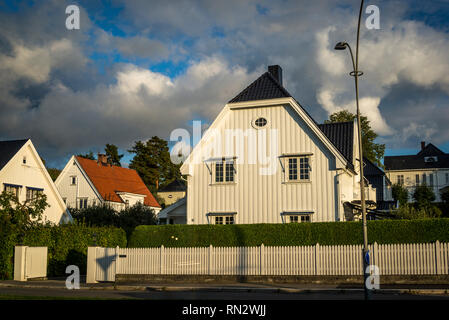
[282,180,311,184]
[209,182,237,186]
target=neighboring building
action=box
[158,197,187,225]
[384,141,449,202]
[363,157,393,204]
[165,65,378,225]
[157,179,186,206]
[0,139,71,224]
[55,154,161,213]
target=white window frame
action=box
[4,184,21,198]
[207,212,237,224]
[281,211,313,223]
[288,215,312,223]
[210,158,236,184]
[281,155,311,183]
[78,197,88,209]
[26,187,43,202]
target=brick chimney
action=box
[268,65,283,86]
[421,141,426,151]
[97,153,108,165]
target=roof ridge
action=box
[228,71,292,103]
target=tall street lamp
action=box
[334,0,371,300]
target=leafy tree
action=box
[325,110,385,167]
[77,151,95,160]
[0,191,49,241]
[128,136,181,193]
[70,203,157,239]
[393,203,441,219]
[413,184,436,210]
[440,188,449,217]
[391,183,409,206]
[47,168,61,181]
[105,144,124,167]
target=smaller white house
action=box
[385,142,449,202]
[0,139,71,224]
[56,154,161,213]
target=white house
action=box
[56,154,161,213]
[0,139,71,224]
[161,65,377,224]
[385,142,449,202]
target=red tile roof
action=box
[76,156,160,208]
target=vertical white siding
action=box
[186,105,344,224]
[0,142,67,224]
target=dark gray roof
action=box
[385,143,449,170]
[228,72,292,103]
[159,179,186,192]
[318,121,354,164]
[363,157,384,176]
[0,139,28,171]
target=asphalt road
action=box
[0,286,448,300]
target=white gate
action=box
[87,247,117,282]
[14,246,47,281]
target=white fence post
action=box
[13,246,27,281]
[115,246,119,280]
[208,245,213,275]
[315,243,320,276]
[435,241,441,275]
[160,245,165,275]
[260,244,264,276]
[373,242,379,273]
[86,247,98,284]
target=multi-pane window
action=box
[397,175,404,185]
[429,174,434,186]
[446,173,449,184]
[289,215,311,223]
[214,216,234,224]
[422,173,427,185]
[78,198,88,209]
[215,161,235,183]
[225,162,234,182]
[26,188,43,202]
[288,156,310,181]
[4,184,20,197]
[288,158,297,180]
[415,174,420,185]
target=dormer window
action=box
[424,156,438,163]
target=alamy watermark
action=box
[365,5,380,30]
[65,5,80,30]
[169,121,279,176]
[65,265,80,289]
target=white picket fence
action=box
[87,242,449,282]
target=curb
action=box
[0,283,448,295]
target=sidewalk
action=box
[0,279,448,296]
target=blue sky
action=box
[0,0,448,168]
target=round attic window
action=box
[253,117,268,128]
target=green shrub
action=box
[0,224,126,279]
[70,203,157,239]
[129,219,449,248]
[23,224,127,276]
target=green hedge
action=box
[0,224,126,279]
[129,218,449,248]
